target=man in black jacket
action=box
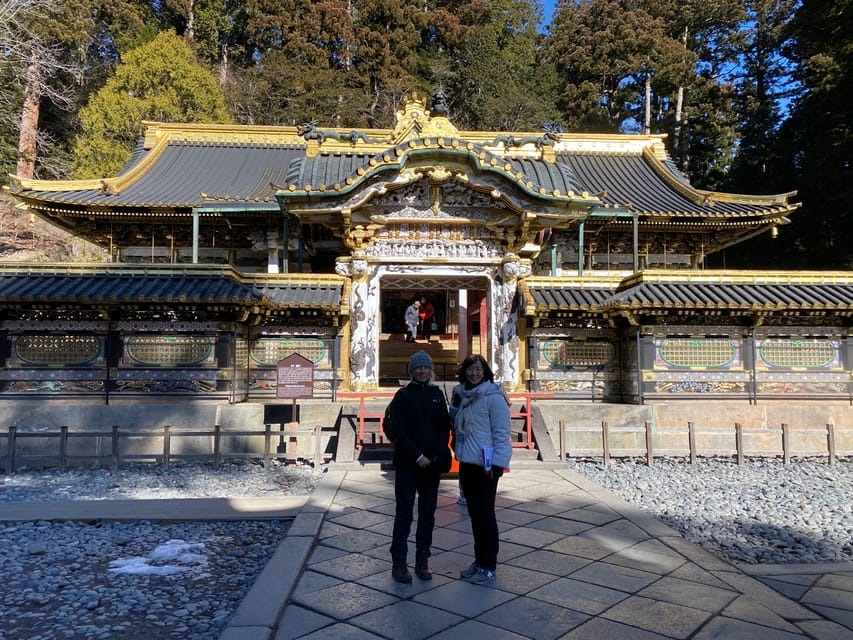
[387,350,452,583]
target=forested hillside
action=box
[0,0,849,267]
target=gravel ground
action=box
[0,461,322,640]
[568,457,853,565]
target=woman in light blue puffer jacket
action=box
[449,354,512,585]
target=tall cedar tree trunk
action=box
[17,61,41,179]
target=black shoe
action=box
[392,562,412,583]
[415,554,432,580]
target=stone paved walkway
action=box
[219,467,853,640]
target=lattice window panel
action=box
[12,335,103,367]
[539,340,614,367]
[656,338,739,369]
[757,338,840,370]
[123,335,215,367]
[250,338,329,367]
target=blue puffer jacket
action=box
[449,381,512,469]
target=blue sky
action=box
[540,0,557,28]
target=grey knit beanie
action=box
[408,350,434,375]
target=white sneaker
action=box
[467,567,495,584]
[460,562,480,579]
[457,494,466,505]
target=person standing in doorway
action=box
[388,351,453,582]
[449,354,512,585]
[404,299,420,342]
[418,297,435,341]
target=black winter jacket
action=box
[389,381,452,471]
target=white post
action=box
[457,290,468,357]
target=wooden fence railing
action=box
[1,424,329,474]
[559,420,851,465]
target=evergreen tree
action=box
[72,30,232,178]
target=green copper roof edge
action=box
[274,143,602,205]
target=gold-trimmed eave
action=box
[617,269,853,288]
[642,146,799,209]
[517,275,622,318]
[240,272,348,316]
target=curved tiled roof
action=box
[558,153,792,217]
[604,281,853,310]
[278,141,586,203]
[10,140,306,209]
[0,267,345,311]
[520,272,853,316]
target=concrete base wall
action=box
[0,400,343,469]
[539,401,853,459]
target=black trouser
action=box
[459,461,500,571]
[390,463,441,562]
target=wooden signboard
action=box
[276,353,314,399]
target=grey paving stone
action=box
[605,539,687,575]
[506,548,592,577]
[578,519,651,552]
[722,595,806,634]
[427,619,529,640]
[291,570,342,597]
[413,580,516,617]
[307,543,348,565]
[806,604,853,630]
[692,617,808,639]
[219,626,272,640]
[756,572,819,587]
[478,595,589,639]
[560,617,673,639]
[296,622,383,639]
[286,511,325,538]
[434,507,470,528]
[496,506,547,526]
[668,563,734,590]
[513,499,587,517]
[302,471,344,513]
[328,509,392,529]
[802,585,853,611]
[320,528,390,553]
[526,515,595,537]
[430,525,475,551]
[569,561,660,593]
[713,571,823,621]
[318,520,351,539]
[290,581,398,620]
[498,540,541,562]
[273,605,334,640]
[310,551,390,581]
[602,596,712,639]
[485,562,560,595]
[795,619,853,640]
[500,525,566,549]
[662,536,735,572]
[816,573,853,592]
[357,565,452,595]
[528,576,629,615]
[428,549,475,578]
[637,576,739,612]
[333,490,392,510]
[560,507,621,526]
[350,600,463,640]
[545,535,614,560]
[758,577,812,600]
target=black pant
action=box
[459,462,501,571]
[390,463,441,561]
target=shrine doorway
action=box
[378,276,489,385]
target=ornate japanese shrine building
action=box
[4,93,853,403]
